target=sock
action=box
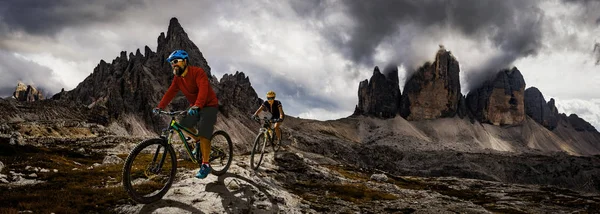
[202,162,210,166]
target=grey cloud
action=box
[381,63,399,81]
[0,86,15,99]
[594,43,600,65]
[297,0,544,91]
[0,0,144,37]
[290,0,327,18]
[562,0,600,26]
[0,50,66,97]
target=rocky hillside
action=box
[2,138,598,213]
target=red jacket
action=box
[157,66,219,109]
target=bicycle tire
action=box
[250,132,268,170]
[122,138,177,204]
[210,130,233,175]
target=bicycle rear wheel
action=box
[209,130,233,175]
[122,138,177,204]
[250,132,268,170]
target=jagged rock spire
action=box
[466,67,526,126]
[157,17,211,77]
[524,87,558,130]
[400,47,461,120]
[354,66,401,118]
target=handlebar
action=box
[252,115,282,123]
[156,110,187,116]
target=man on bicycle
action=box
[153,50,218,179]
[252,91,285,143]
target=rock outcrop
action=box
[12,82,44,102]
[353,66,401,118]
[214,71,263,116]
[466,67,526,126]
[524,87,558,130]
[563,114,597,132]
[400,47,461,120]
[547,98,560,125]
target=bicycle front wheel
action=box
[122,138,177,204]
[250,132,268,170]
[272,129,283,153]
[209,130,233,175]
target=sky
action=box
[0,0,599,129]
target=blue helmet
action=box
[166,50,189,62]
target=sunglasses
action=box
[170,59,184,64]
[267,97,274,100]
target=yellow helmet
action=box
[266,90,276,98]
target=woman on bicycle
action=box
[252,91,285,143]
[153,50,218,179]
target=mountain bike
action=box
[250,116,283,170]
[122,110,233,204]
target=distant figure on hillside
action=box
[153,49,218,179]
[252,90,285,143]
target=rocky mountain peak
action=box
[157,17,211,77]
[547,98,558,114]
[524,87,558,130]
[14,81,26,93]
[215,71,263,117]
[466,67,526,126]
[353,66,401,118]
[12,81,44,102]
[400,47,461,120]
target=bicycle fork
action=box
[149,144,169,174]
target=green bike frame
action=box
[164,116,202,165]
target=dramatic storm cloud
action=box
[0,0,598,127]
[296,0,545,90]
[0,0,142,36]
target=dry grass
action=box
[324,165,370,181]
[0,142,200,213]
